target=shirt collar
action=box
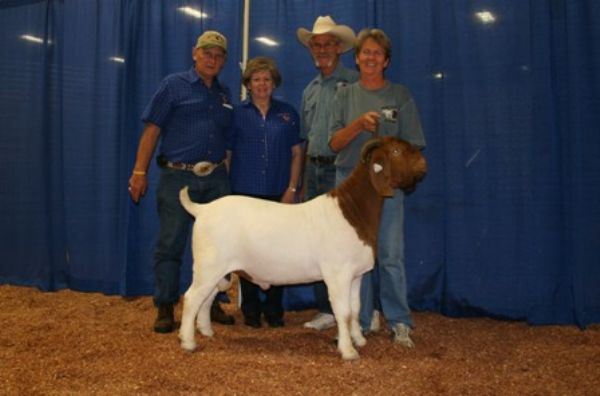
[242,97,283,112]
[315,62,348,84]
[185,66,222,89]
[241,98,254,108]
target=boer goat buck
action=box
[178,136,427,360]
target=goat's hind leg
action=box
[196,287,219,336]
[197,274,232,333]
[179,282,216,351]
[179,285,203,351]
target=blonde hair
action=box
[242,56,282,88]
[355,28,391,60]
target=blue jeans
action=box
[336,167,413,329]
[304,160,337,314]
[153,165,230,306]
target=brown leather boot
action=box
[154,304,174,333]
[210,299,235,325]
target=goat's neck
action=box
[329,165,384,256]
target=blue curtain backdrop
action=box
[0,0,598,327]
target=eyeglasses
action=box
[201,49,226,62]
[309,40,338,50]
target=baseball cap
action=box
[195,30,227,52]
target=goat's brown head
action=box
[360,136,427,197]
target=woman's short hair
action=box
[242,56,282,88]
[355,28,392,60]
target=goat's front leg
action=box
[326,276,359,360]
[350,276,366,347]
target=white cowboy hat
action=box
[297,16,356,53]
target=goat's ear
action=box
[368,148,394,197]
[360,139,383,163]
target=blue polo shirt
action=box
[229,99,302,195]
[141,67,233,163]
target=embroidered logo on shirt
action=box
[220,92,230,106]
[279,112,291,123]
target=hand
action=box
[297,185,306,203]
[281,189,296,204]
[359,111,380,134]
[128,173,148,203]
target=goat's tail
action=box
[179,186,200,217]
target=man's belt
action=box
[161,158,224,176]
[307,155,336,165]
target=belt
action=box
[163,159,224,176]
[308,155,336,165]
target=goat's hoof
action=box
[354,335,367,347]
[198,327,214,337]
[180,340,197,352]
[341,348,360,361]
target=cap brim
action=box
[196,43,227,53]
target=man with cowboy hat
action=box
[296,16,359,331]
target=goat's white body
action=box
[179,192,374,360]
[178,137,427,360]
[193,195,373,284]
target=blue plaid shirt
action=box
[141,67,233,163]
[229,99,302,195]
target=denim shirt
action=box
[229,99,302,195]
[300,64,358,157]
[141,67,233,163]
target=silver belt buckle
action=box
[192,161,216,176]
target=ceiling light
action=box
[21,34,44,44]
[109,56,125,63]
[255,36,279,46]
[476,11,496,24]
[178,6,207,19]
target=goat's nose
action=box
[416,156,427,176]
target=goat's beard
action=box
[314,58,334,69]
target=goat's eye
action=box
[391,148,401,156]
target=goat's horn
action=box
[360,138,383,163]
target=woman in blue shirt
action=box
[228,56,303,328]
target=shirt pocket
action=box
[214,102,233,130]
[173,98,209,120]
[303,95,317,128]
